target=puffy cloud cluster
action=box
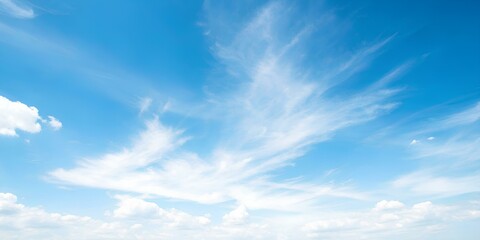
[112,195,211,227]
[222,205,249,225]
[2,192,479,240]
[303,200,480,239]
[373,200,405,211]
[47,116,63,131]
[0,95,41,136]
[0,95,62,136]
[0,192,212,240]
[0,192,99,239]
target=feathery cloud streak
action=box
[49,2,400,212]
[392,101,480,198]
[0,0,34,19]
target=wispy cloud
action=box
[440,101,480,128]
[222,205,249,225]
[408,102,480,164]
[0,0,34,19]
[1,1,478,239]
[138,97,153,115]
[392,169,480,197]
[48,2,401,214]
[390,101,480,198]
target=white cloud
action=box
[0,95,62,136]
[392,101,480,199]
[441,102,480,127]
[49,1,400,213]
[410,101,480,136]
[47,115,370,210]
[113,195,161,219]
[0,192,213,240]
[410,139,419,145]
[303,200,480,240]
[112,195,211,227]
[392,170,480,197]
[223,205,249,225]
[0,95,41,136]
[47,116,62,130]
[0,0,34,19]
[373,200,405,211]
[1,1,477,239]
[413,136,480,163]
[0,192,100,239]
[139,97,152,114]
[404,103,480,163]
[2,192,479,240]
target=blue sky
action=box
[0,0,479,239]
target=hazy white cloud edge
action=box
[0,0,34,19]
[1,192,479,240]
[440,102,480,128]
[138,97,153,114]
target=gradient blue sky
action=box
[0,0,479,239]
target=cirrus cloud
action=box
[0,0,34,19]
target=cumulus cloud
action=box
[2,192,479,240]
[112,195,211,227]
[113,195,161,219]
[47,116,62,130]
[0,192,99,239]
[0,95,62,136]
[373,200,405,211]
[302,200,480,240]
[0,0,35,19]
[223,205,249,225]
[0,95,41,136]
[0,192,213,240]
